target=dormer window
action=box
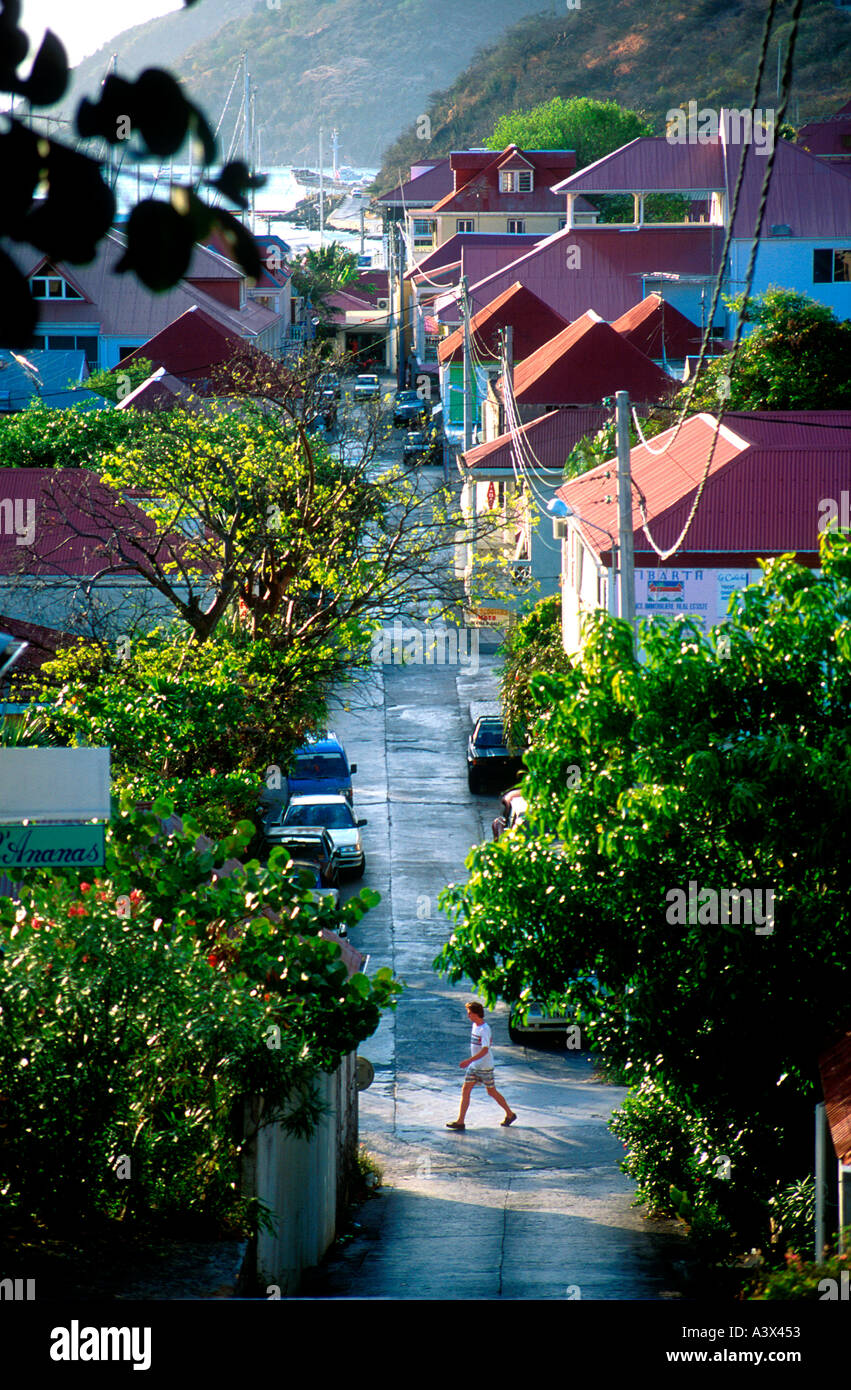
[30,269,83,300]
[499,170,533,193]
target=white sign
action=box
[0,747,111,823]
[635,568,764,633]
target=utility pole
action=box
[503,322,513,439]
[462,278,475,599]
[462,276,473,453]
[616,390,636,636]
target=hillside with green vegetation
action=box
[61,0,556,168]
[376,0,851,188]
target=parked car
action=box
[508,1001,575,1045]
[264,823,343,887]
[393,388,426,427]
[273,794,367,878]
[286,734,356,803]
[317,372,341,400]
[467,716,524,793]
[403,429,427,458]
[492,789,527,840]
[403,426,441,464]
[353,373,380,400]
[286,858,341,911]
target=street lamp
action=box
[0,632,28,682]
[547,499,619,618]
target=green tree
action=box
[677,288,851,414]
[25,361,504,654]
[499,595,572,746]
[486,95,652,167]
[86,359,154,403]
[436,533,851,1251]
[0,397,151,469]
[486,96,687,223]
[0,802,399,1234]
[34,628,331,837]
[290,243,361,321]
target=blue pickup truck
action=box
[286,734,357,804]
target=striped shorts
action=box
[465,1067,495,1088]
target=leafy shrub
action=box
[745,1242,851,1300]
[0,806,400,1237]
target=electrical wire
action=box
[627,0,797,562]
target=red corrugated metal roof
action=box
[0,469,185,579]
[429,145,576,215]
[408,232,540,285]
[121,306,244,382]
[552,131,851,239]
[504,311,676,406]
[612,294,702,359]
[10,233,281,343]
[798,99,851,158]
[437,225,723,325]
[438,282,569,365]
[819,1028,851,1167]
[462,407,610,472]
[0,612,77,674]
[554,137,725,194]
[374,157,453,206]
[728,136,851,239]
[557,412,851,562]
[721,411,851,450]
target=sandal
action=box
[501,1113,517,1126]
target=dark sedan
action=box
[393,389,426,428]
[467,716,525,793]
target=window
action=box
[499,170,533,192]
[29,271,82,300]
[412,218,433,243]
[28,333,99,370]
[507,219,526,235]
[456,219,474,234]
[814,248,851,283]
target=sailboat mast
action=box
[319,125,324,247]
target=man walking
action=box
[446,1001,517,1130]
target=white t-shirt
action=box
[470,1019,494,1068]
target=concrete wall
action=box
[242,1053,358,1296]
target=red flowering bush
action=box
[0,802,399,1236]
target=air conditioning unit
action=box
[377,298,389,309]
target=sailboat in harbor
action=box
[291,129,371,192]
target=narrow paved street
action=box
[308,638,689,1300]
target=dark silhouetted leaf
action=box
[76,74,139,145]
[117,199,196,291]
[187,101,217,166]
[208,161,268,210]
[0,2,30,89]
[213,208,262,282]
[0,246,38,348]
[0,120,42,237]
[19,30,68,106]
[134,69,191,157]
[22,140,114,262]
